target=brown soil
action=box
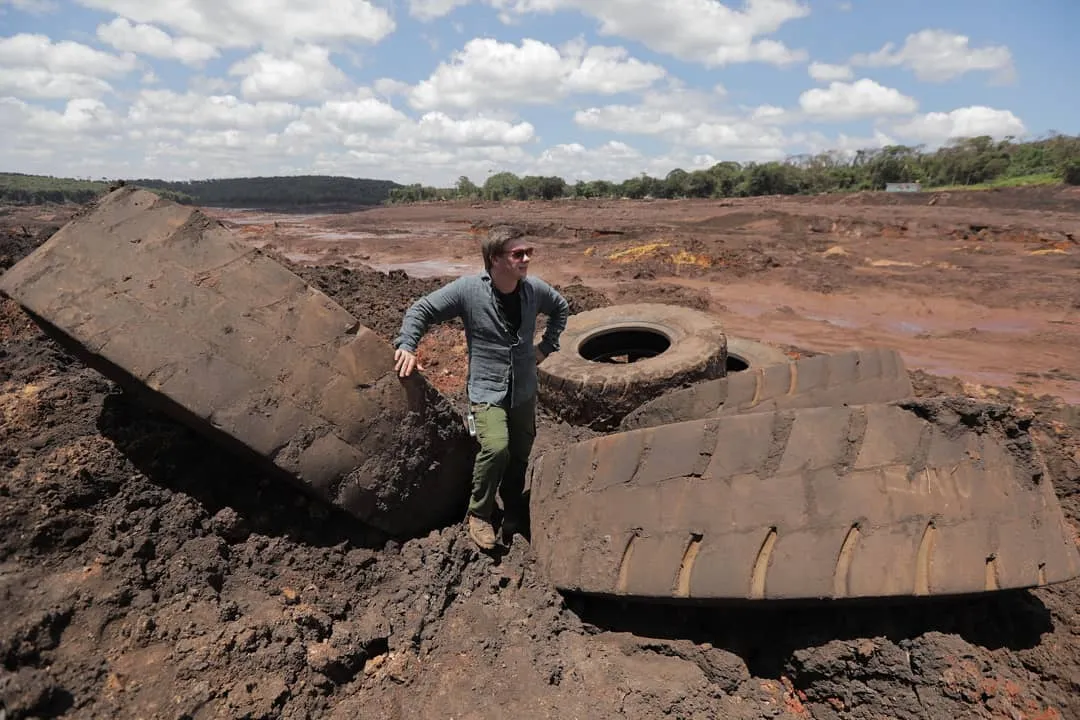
[3,187,1080,719]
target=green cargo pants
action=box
[469,395,536,521]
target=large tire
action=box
[0,187,474,539]
[621,347,913,431]
[725,336,790,372]
[529,399,1080,600]
[538,303,727,430]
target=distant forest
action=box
[0,174,401,208]
[3,134,1079,208]
[389,133,1080,203]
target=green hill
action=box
[0,173,401,209]
[129,176,402,208]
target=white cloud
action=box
[72,0,395,49]
[96,18,219,66]
[416,112,535,145]
[0,32,136,76]
[400,0,809,67]
[891,106,1025,144]
[799,79,918,119]
[530,140,643,180]
[487,0,809,67]
[576,89,789,160]
[808,61,852,82]
[0,97,118,141]
[126,90,303,129]
[299,97,408,132]
[374,78,411,97]
[188,75,235,94]
[687,121,786,152]
[751,104,786,122]
[575,85,722,135]
[851,29,1014,82]
[0,33,136,99]
[229,45,349,101]
[575,105,695,135]
[0,68,114,98]
[408,38,664,110]
[564,45,667,94]
[409,0,471,20]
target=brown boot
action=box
[468,514,496,550]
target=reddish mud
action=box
[2,188,1080,719]
[212,185,1080,403]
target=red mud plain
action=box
[2,185,1080,719]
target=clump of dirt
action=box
[606,278,712,310]
[1,225,60,272]
[3,214,1080,720]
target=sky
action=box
[0,0,1075,186]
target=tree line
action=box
[4,134,1078,208]
[0,173,193,205]
[130,176,401,208]
[0,174,401,208]
[387,133,1080,203]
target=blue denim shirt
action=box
[394,272,570,408]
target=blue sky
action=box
[0,0,1073,185]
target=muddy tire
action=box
[0,188,475,538]
[529,399,1080,600]
[725,336,790,372]
[621,347,913,431]
[538,303,727,430]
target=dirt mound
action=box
[807,185,1080,213]
[3,210,1080,719]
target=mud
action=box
[210,186,1080,402]
[3,189,1080,719]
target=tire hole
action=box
[726,354,750,373]
[578,328,670,364]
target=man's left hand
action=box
[535,345,548,364]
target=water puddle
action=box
[886,321,927,335]
[803,313,862,330]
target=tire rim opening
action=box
[726,355,749,372]
[579,328,670,364]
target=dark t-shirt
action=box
[494,284,522,336]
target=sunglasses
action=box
[506,246,535,260]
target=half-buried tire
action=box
[621,347,913,431]
[538,303,727,430]
[529,398,1080,600]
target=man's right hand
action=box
[394,348,422,377]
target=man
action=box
[393,226,570,551]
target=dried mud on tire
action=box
[621,347,913,430]
[538,303,727,430]
[0,188,474,538]
[531,398,1080,600]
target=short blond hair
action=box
[481,225,525,271]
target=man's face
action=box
[495,238,535,280]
